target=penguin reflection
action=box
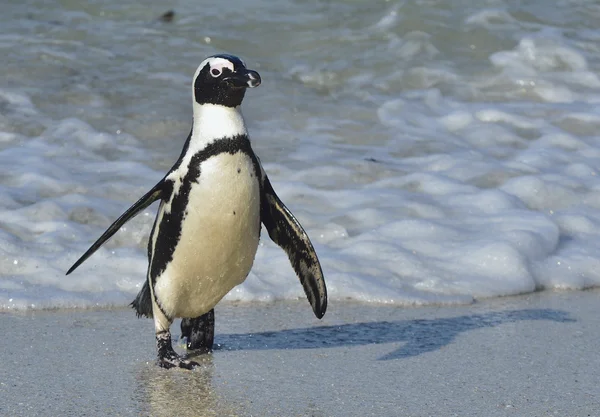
[134,355,237,417]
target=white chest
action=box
[154,151,261,318]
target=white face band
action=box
[194,57,236,82]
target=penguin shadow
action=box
[215,309,575,360]
[133,355,239,417]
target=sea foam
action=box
[2,1,600,310]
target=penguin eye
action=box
[210,68,222,78]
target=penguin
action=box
[66,54,327,369]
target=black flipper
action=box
[260,174,327,319]
[66,184,164,275]
[181,309,215,352]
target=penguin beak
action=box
[224,69,261,89]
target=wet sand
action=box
[1,290,599,416]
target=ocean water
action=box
[2,0,600,310]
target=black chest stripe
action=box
[149,134,262,286]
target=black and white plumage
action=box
[66,54,327,369]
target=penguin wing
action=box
[66,183,165,275]
[260,173,327,319]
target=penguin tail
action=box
[130,281,153,318]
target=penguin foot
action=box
[157,354,200,370]
[156,329,199,370]
[181,309,215,353]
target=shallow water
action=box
[2,0,600,309]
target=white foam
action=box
[371,4,401,32]
[3,1,600,311]
[464,8,523,30]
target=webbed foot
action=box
[157,354,200,370]
[157,329,199,370]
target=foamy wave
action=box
[3,1,600,310]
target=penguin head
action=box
[192,54,261,108]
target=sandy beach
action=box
[1,290,598,417]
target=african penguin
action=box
[67,54,327,369]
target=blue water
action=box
[2,0,600,310]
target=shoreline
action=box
[1,290,599,416]
[3,286,597,313]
